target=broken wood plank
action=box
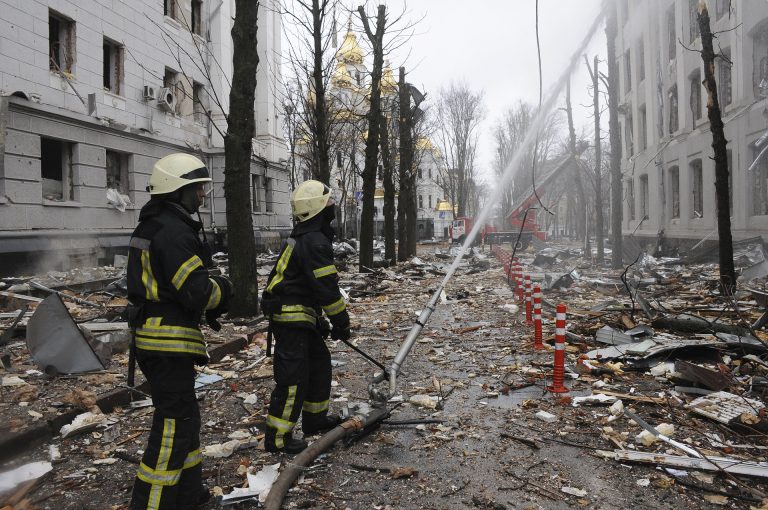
[597,450,768,478]
[595,390,666,404]
[0,291,43,303]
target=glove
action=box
[318,316,331,340]
[210,275,233,312]
[331,324,351,341]
[206,309,223,331]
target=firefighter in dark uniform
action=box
[262,180,350,453]
[127,153,232,509]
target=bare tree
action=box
[584,55,605,264]
[565,78,589,255]
[434,82,484,218]
[697,4,735,293]
[357,4,386,271]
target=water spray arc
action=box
[368,8,607,402]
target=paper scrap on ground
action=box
[221,463,281,503]
[0,461,52,492]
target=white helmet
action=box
[147,153,211,195]
[291,180,332,222]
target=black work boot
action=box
[264,429,308,454]
[302,414,342,435]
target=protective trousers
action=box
[130,356,203,510]
[265,325,332,449]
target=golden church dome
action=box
[338,29,364,65]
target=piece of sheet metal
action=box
[26,294,105,374]
[687,390,765,424]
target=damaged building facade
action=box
[0,0,290,275]
[616,0,768,251]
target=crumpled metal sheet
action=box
[26,294,105,374]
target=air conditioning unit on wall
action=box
[158,87,177,112]
[143,85,156,101]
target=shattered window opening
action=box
[419,195,423,209]
[251,174,261,213]
[624,50,632,95]
[265,176,273,213]
[669,166,680,219]
[163,68,181,115]
[718,49,732,107]
[667,6,676,62]
[689,0,700,43]
[49,10,75,74]
[105,150,129,194]
[690,70,702,125]
[103,38,124,95]
[627,178,636,221]
[691,158,704,218]
[638,38,645,82]
[752,144,768,216]
[752,22,768,99]
[41,138,74,202]
[164,0,176,19]
[669,84,679,134]
[193,82,206,124]
[192,0,203,36]
[639,174,649,220]
[625,111,634,158]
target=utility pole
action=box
[585,55,605,264]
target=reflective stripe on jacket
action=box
[263,214,349,329]
[127,199,218,360]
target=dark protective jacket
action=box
[127,199,222,362]
[262,213,349,329]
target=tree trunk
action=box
[565,79,589,258]
[406,164,418,256]
[224,0,260,316]
[397,67,412,260]
[698,6,735,294]
[311,0,331,185]
[358,4,386,272]
[586,55,605,264]
[606,6,624,269]
[379,108,396,263]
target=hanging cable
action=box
[531,0,555,216]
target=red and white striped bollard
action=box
[533,284,544,350]
[524,275,533,324]
[547,303,569,393]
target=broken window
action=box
[41,138,73,202]
[192,0,203,36]
[624,50,632,95]
[752,144,768,216]
[639,106,647,151]
[429,195,432,209]
[105,150,128,194]
[669,166,680,219]
[718,49,732,107]
[428,168,432,179]
[49,11,75,74]
[667,6,676,62]
[418,167,423,179]
[251,174,261,213]
[689,0,700,43]
[264,177,273,213]
[627,178,636,221]
[625,112,634,157]
[638,39,645,82]
[163,68,181,114]
[690,70,702,124]
[691,158,703,218]
[336,151,343,168]
[164,0,176,19]
[639,174,649,220]
[103,38,123,95]
[752,22,768,99]
[193,82,206,123]
[669,84,678,134]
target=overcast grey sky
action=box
[383,0,608,182]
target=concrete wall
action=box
[616,0,768,245]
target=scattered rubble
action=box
[0,240,766,508]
